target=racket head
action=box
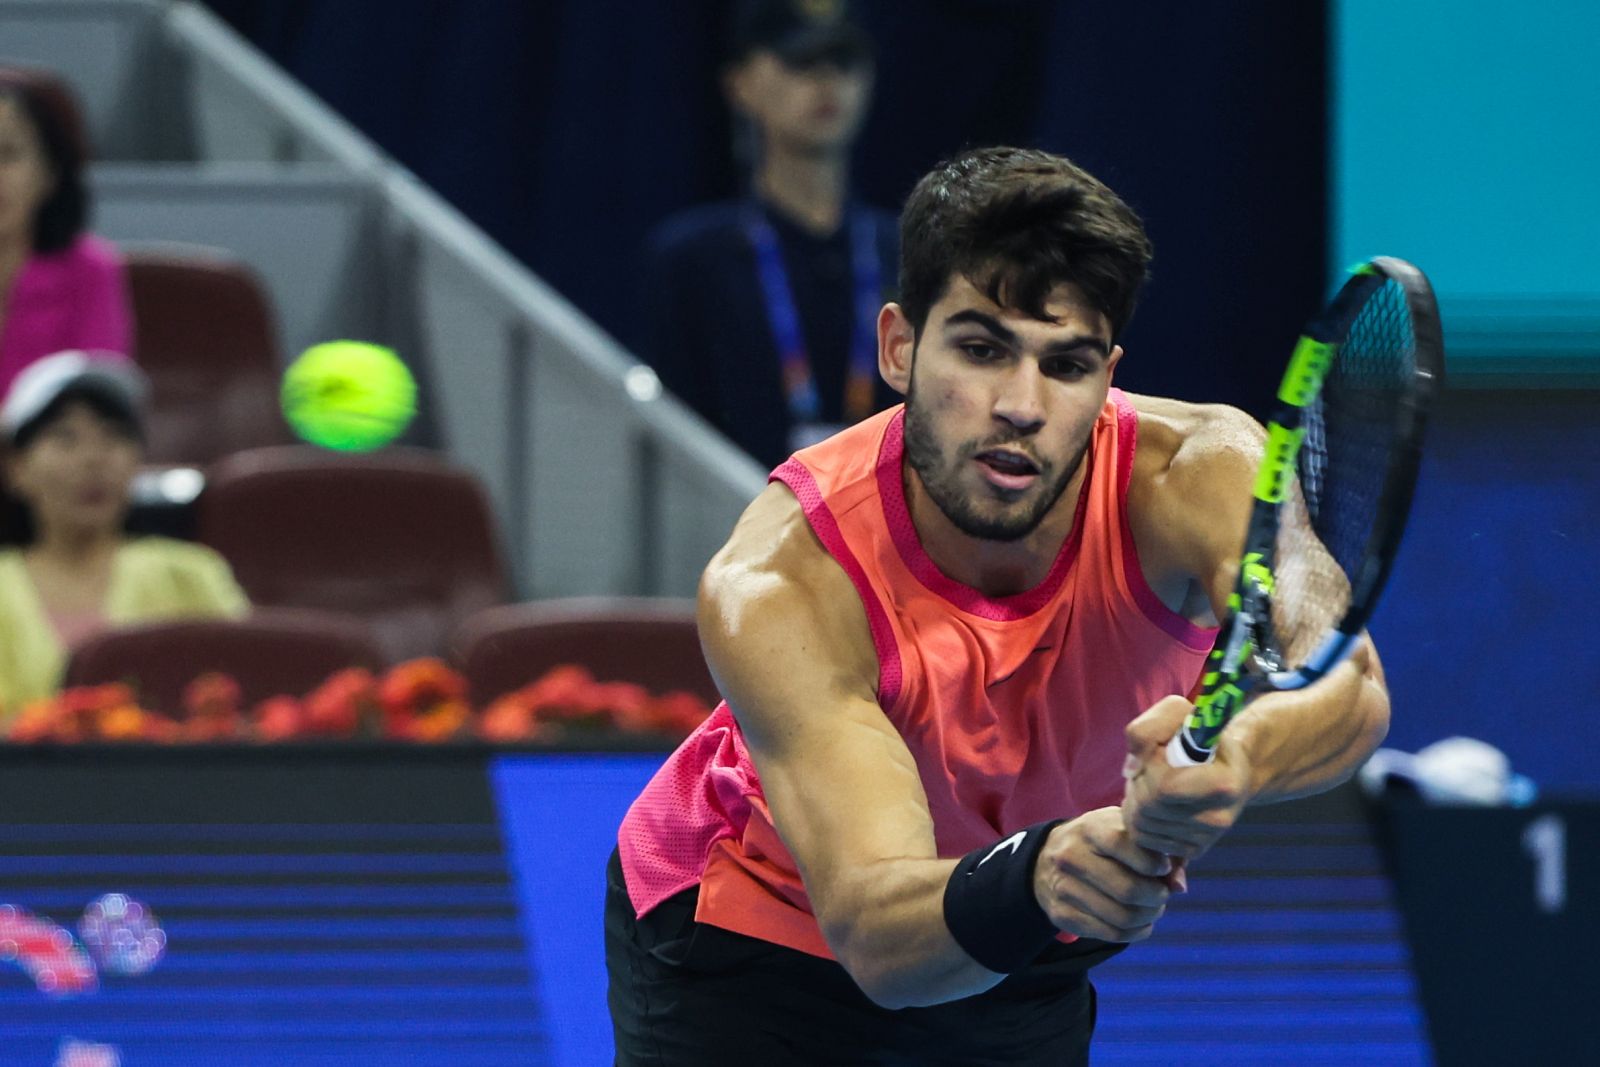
[1269,256,1444,687]
[1173,257,1443,764]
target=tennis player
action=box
[607,147,1388,1065]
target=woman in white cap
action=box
[0,351,246,720]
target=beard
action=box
[902,381,1091,544]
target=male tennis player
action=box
[608,147,1388,1065]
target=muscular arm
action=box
[1122,403,1390,856]
[704,483,1171,1008]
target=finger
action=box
[1164,860,1190,894]
[1098,839,1174,878]
[1040,869,1169,940]
[1058,852,1173,910]
[1125,695,1193,764]
[1081,817,1172,877]
[1130,805,1231,836]
[1145,770,1247,811]
[1046,909,1157,945]
[1129,811,1233,854]
[1129,828,1202,860]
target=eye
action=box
[1044,358,1093,381]
[960,342,1003,363]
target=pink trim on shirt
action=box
[0,234,134,399]
[771,458,904,711]
[1112,392,1220,651]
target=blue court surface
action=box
[0,749,1438,1066]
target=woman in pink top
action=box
[0,72,133,399]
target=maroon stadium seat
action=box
[199,445,507,663]
[450,597,717,705]
[63,608,383,714]
[123,245,291,466]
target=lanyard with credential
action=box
[744,207,882,427]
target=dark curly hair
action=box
[898,147,1152,342]
[0,73,89,254]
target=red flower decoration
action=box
[179,672,244,741]
[5,654,718,747]
[251,696,306,742]
[7,699,70,743]
[516,665,597,720]
[303,668,378,738]
[478,692,536,743]
[377,659,471,742]
[6,684,177,744]
[648,691,717,736]
[183,672,242,720]
[469,664,715,744]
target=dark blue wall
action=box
[201,2,1597,791]
[204,0,1326,419]
[1371,390,1600,793]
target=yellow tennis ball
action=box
[282,341,417,452]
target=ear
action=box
[877,303,914,396]
[1106,343,1124,386]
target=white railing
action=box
[2,0,766,596]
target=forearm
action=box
[820,856,1006,1010]
[1228,660,1390,805]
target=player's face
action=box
[6,401,140,538]
[0,96,53,245]
[901,277,1121,542]
[726,52,872,155]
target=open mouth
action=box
[974,448,1041,491]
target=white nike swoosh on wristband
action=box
[976,830,1027,868]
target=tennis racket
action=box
[1167,256,1444,768]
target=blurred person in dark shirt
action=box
[641,0,898,469]
[0,70,134,401]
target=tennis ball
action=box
[282,341,417,452]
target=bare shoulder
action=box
[698,482,878,747]
[1124,392,1264,488]
[700,482,867,638]
[1121,393,1266,615]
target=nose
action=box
[991,362,1046,435]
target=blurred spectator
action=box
[640,0,897,469]
[0,353,247,721]
[0,71,133,401]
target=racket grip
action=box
[1166,732,1208,768]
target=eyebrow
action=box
[941,309,1110,360]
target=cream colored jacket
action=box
[0,537,249,721]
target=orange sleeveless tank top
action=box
[617,389,1216,958]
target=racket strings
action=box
[1270,277,1417,667]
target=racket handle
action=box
[1166,732,1209,768]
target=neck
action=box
[903,459,1090,598]
[29,526,121,567]
[756,144,848,234]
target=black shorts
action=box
[604,848,1124,1066]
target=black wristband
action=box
[942,819,1065,974]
